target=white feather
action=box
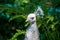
[25,14,39,40]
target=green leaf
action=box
[10,29,25,40]
[9,15,26,22]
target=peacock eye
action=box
[31,17,34,19]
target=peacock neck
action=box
[30,21,37,27]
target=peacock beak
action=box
[25,19,28,22]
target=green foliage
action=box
[9,15,26,22]
[10,29,25,40]
[0,0,60,40]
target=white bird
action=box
[24,6,44,40]
[24,13,39,40]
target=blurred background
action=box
[0,0,60,40]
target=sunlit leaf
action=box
[9,15,26,22]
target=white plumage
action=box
[25,14,39,40]
[24,6,44,40]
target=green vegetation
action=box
[0,0,60,40]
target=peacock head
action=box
[26,13,36,23]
